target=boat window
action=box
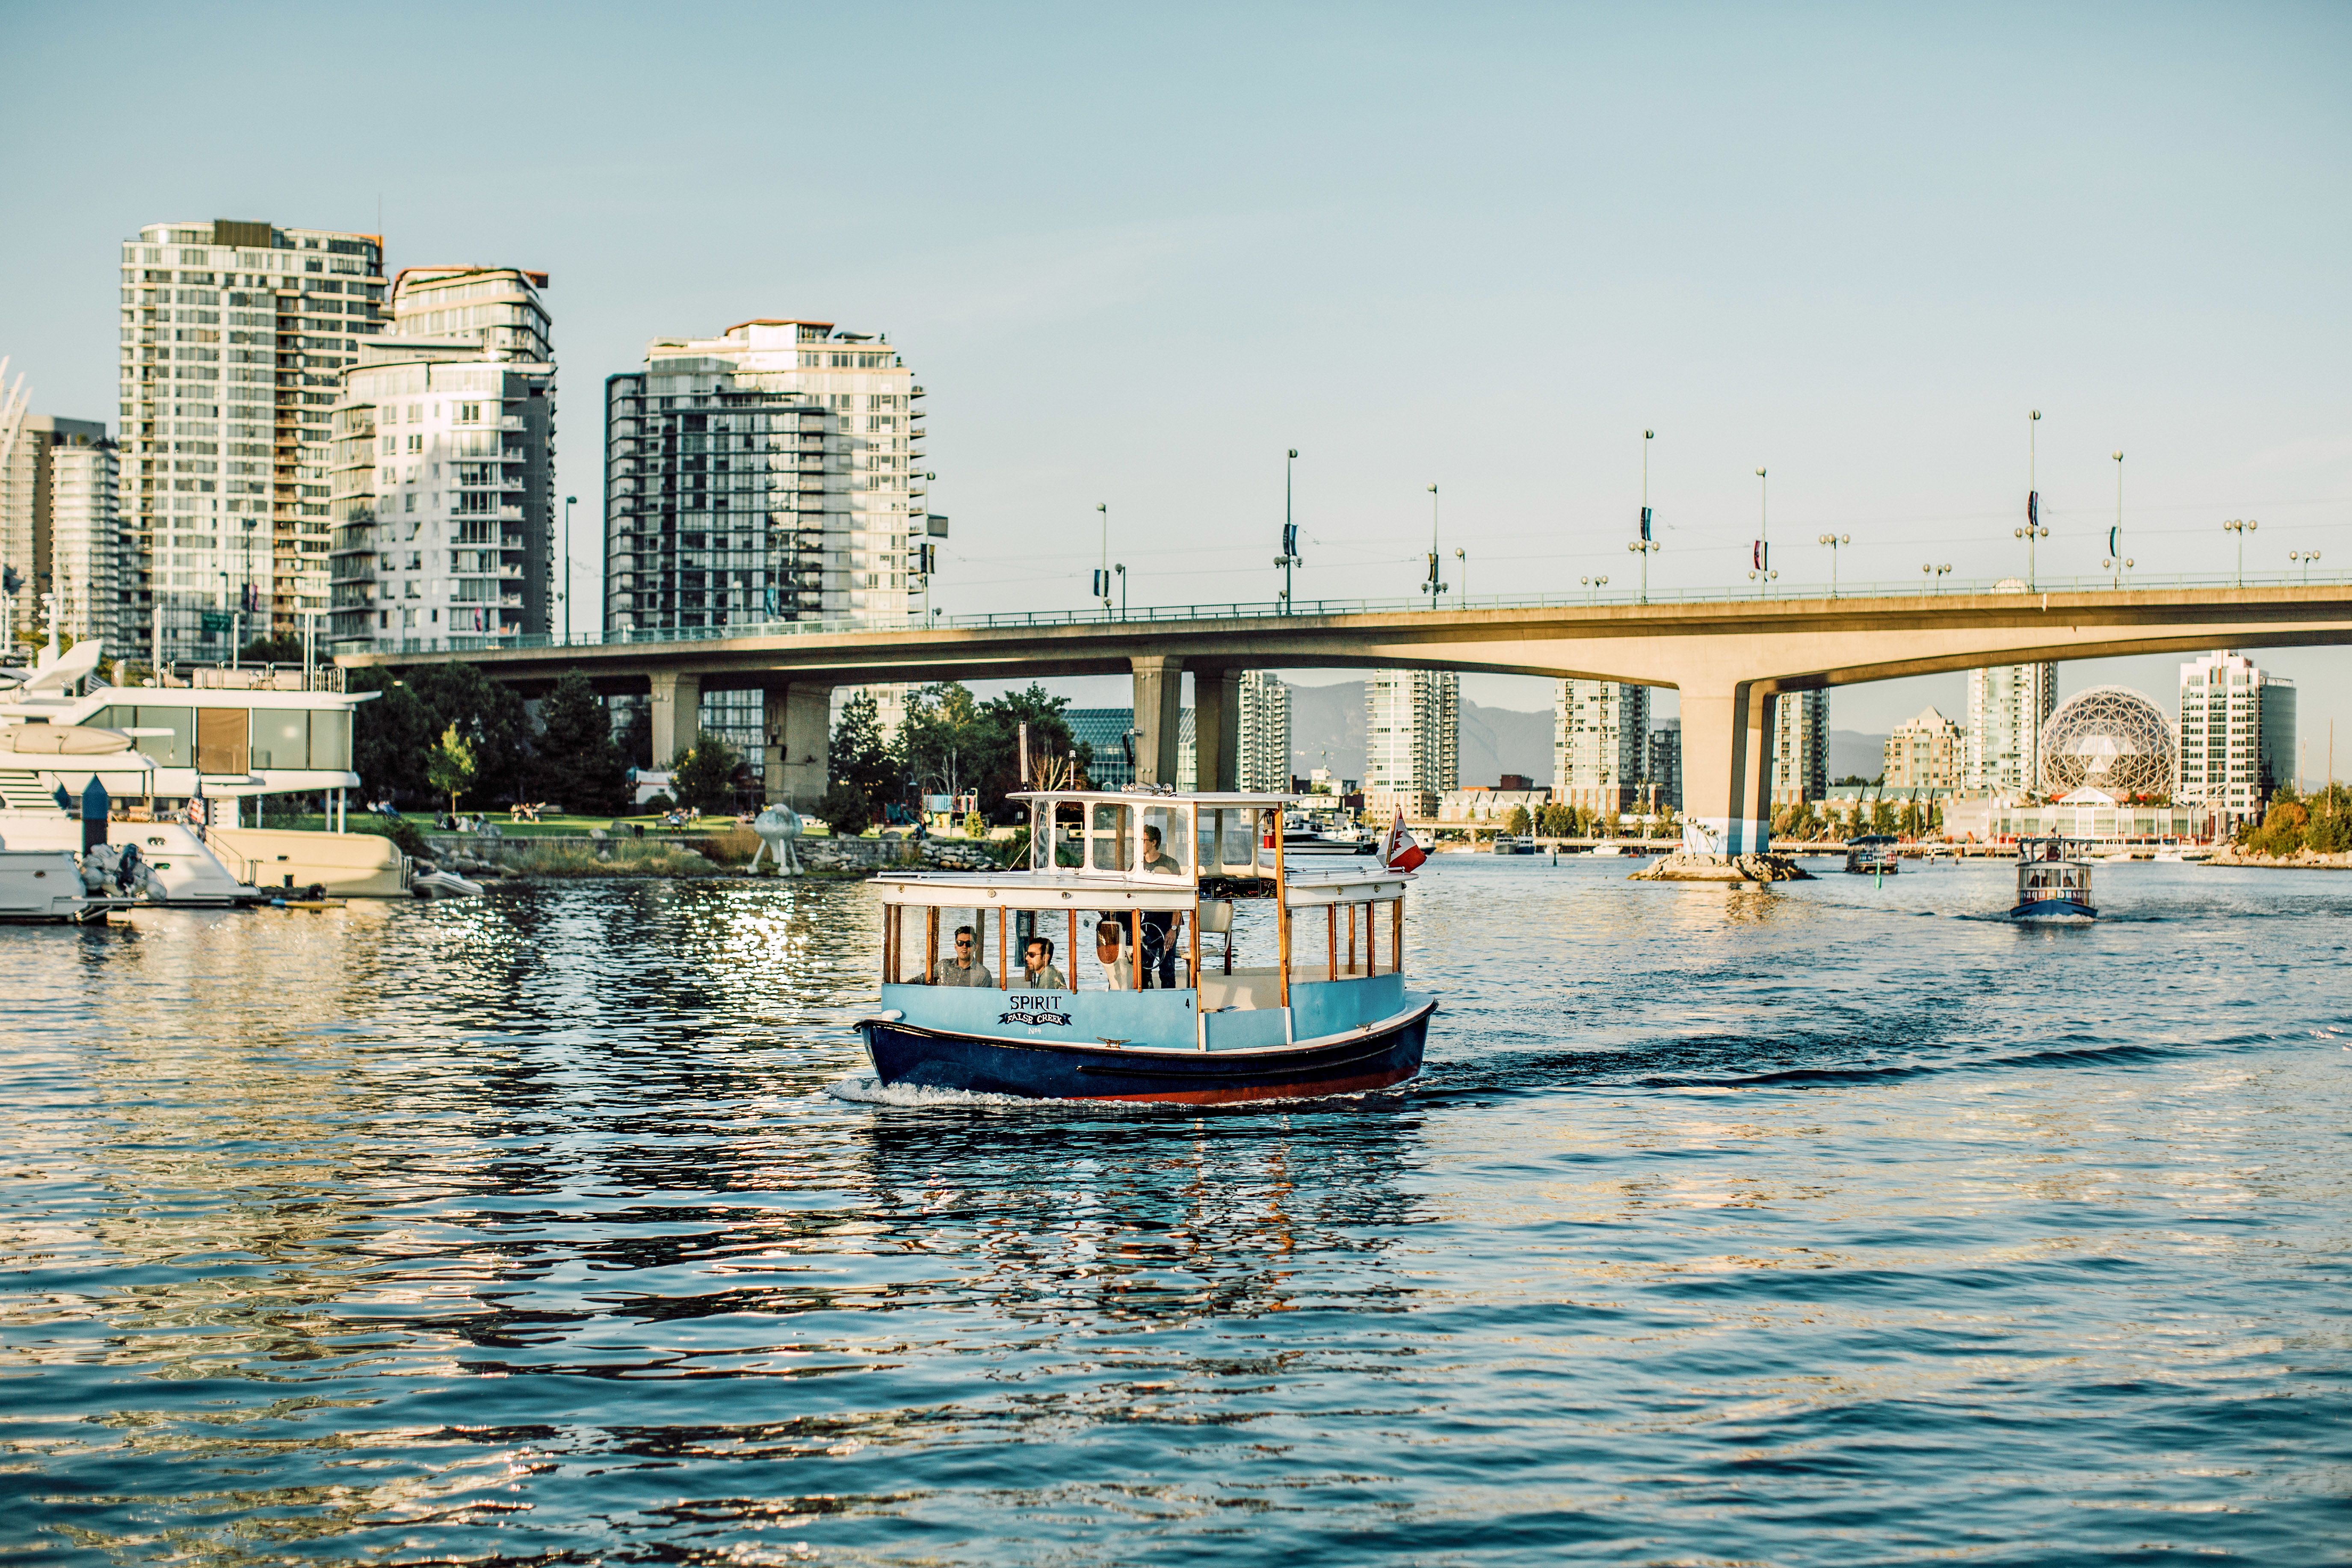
[195,708,248,775]
[252,709,308,770]
[308,709,350,771]
[1137,803,1190,878]
[1089,802,1132,872]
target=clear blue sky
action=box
[5,3,2347,771]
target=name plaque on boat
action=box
[1000,996,1073,1028]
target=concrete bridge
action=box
[339,579,2352,855]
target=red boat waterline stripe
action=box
[1070,1065,1419,1104]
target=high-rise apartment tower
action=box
[1237,670,1291,792]
[1,414,112,650]
[1769,690,1829,804]
[119,220,386,663]
[604,320,928,635]
[327,267,556,645]
[1554,679,1650,813]
[1966,662,2058,794]
[1364,670,1458,819]
[2177,650,2296,827]
[1885,704,1963,789]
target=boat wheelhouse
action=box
[2011,836,2097,921]
[858,790,1434,1103]
[1845,834,1900,875]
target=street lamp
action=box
[1627,536,1660,601]
[2021,409,2047,588]
[1276,448,1301,613]
[1420,483,1445,605]
[1818,533,1850,595]
[1580,574,1609,604]
[1092,502,1112,613]
[1114,562,1127,620]
[2223,518,2259,587]
[560,494,577,642]
[1748,467,1772,596]
[2108,450,2125,589]
[2290,548,2321,584]
[1454,547,1467,603]
[1923,562,1953,592]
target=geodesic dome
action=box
[2040,685,2175,797]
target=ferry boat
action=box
[2011,836,2097,921]
[1845,834,1901,875]
[856,790,1434,1103]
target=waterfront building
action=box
[1237,670,1290,793]
[118,220,387,663]
[1066,707,1137,789]
[0,415,113,650]
[1437,785,1550,824]
[1943,789,2199,846]
[2177,650,2296,827]
[1553,679,1649,814]
[603,319,926,636]
[1648,718,1681,811]
[1365,670,1458,821]
[1769,689,1829,804]
[1884,704,1963,789]
[327,267,556,645]
[1966,662,2058,793]
[47,436,124,652]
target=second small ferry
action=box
[2011,836,2097,921]
[857,790,1434,1103]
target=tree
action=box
[1505,804,1532,835]
[973,684,1075,821]
[829,689,899,802]
[238,632,305,665]
[898,682,983,799]
[1537,801,1573,838]
[673,731,742,812]
[427,724,476,817]
[819,781,871,837]
[399,661,534,807]
[348,667,438,805]
[534,670,628,814]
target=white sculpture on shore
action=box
[750,804,804,874]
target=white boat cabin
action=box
[870,790,1416,1053]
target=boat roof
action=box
[871,861,1415,908]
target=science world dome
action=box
[2040,685,2175,797]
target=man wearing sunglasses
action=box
[934,923,994,987]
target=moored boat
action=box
[1846,834,1900,875]
[2011,836,2096,921]
[856,790,1434,1103]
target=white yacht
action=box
[0,641,417,900]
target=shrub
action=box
[353,816,429,858]
[697,825,761,866]
[642,793,676,814]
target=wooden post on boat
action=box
[1348,901,1358,976]
[1274,807,1290,1009]
[1188,896,1201,992]
[1067,908,1078,985]
[883,903,896,983]
[1130,909,1142,991]
[1326,903,1337,982]
[925,906,940,983]
[1392,895,1404,974]
[997,906,1008,986]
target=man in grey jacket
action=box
[935,924,994,986]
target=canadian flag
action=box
[1381,807,1427,872]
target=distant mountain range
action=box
[1286,681,1555,787]
[1830,730,1890,782]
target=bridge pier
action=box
[763,682,832,811]
[1670,675,1776,857]
[1131,655,1183,786]
[649,671,701,769]
[1192,667,1240,791]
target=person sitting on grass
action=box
[934,924,994,987]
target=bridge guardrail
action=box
[336,569,2351,659]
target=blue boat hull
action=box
[2011,897,2096,920]
[859,996,1435,1104]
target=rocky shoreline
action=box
[1629,852,1815,884]
[2201,849,2352,870]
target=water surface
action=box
[3,857,2347,1564]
